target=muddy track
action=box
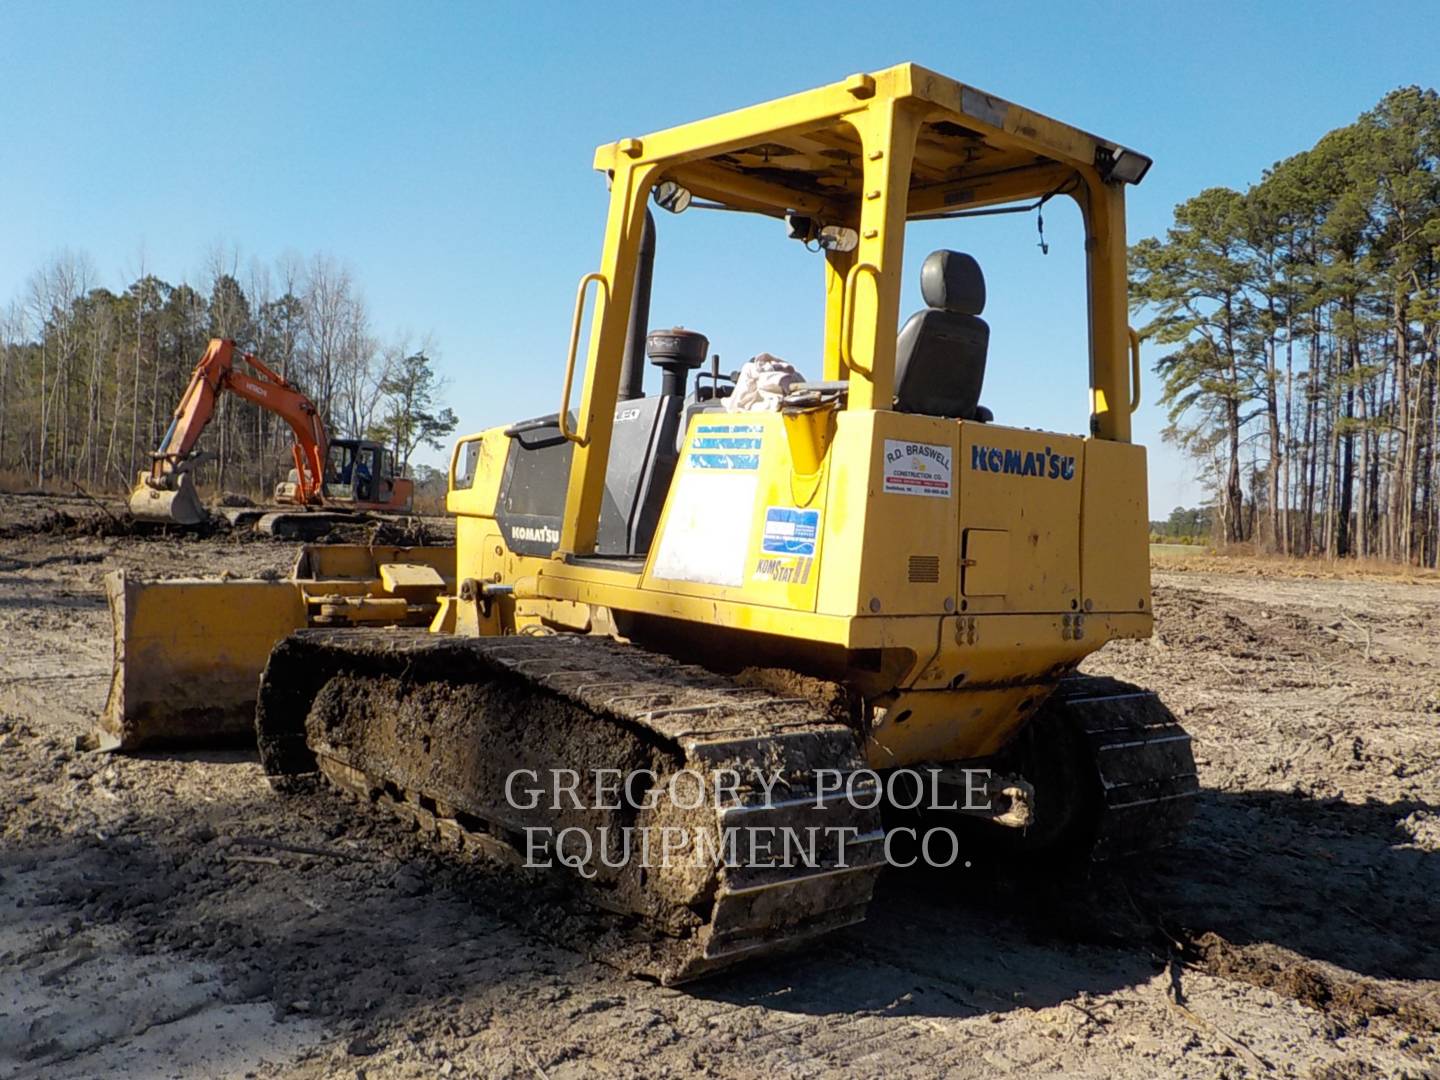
[256,629,886,984]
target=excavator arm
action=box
[130,338,330,524]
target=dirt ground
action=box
[1,491,1437,1079]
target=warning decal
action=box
[882,439,952,498]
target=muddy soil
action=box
[0,491,455,548]
[1,491,1437,1078]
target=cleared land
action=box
[2,492,1437,1079]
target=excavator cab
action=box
[274,435,406,510]
[304,438,406,510]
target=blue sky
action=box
[2,1,1434,512]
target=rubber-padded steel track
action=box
[1043,674,1199,860]
[255,629,884,984]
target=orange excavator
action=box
[128,338,413,531]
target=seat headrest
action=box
[920,250,985,315]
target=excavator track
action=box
[255,629,885,984]
[256,511,351,540]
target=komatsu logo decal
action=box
[511,524,560,543]
[971,444,1076,480]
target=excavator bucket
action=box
[127,470,207,526]
[100,570,307,750]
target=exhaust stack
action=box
[618,209,657,401]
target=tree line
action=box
[0,247,456,497]
[1131,86,1440,565]
[1150,505,1214,544]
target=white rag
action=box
[724,353,805,412]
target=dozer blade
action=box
[127,471,207,526]
[100,545,455,751]
[100,570,307,750]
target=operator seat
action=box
[894,250,990,420]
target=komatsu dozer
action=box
[105,64,1197,983]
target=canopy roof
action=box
[596,64,1148,218]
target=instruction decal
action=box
[882,440,952,498]
[688,424,762,471]
[761,507,819,556]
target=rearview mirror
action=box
[817,225,858,253]
[653,181,692,214]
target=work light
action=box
[1096,145,1152,185]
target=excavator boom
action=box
[129,338,328,524]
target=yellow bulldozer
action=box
[102,64,1195,983]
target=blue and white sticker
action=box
[761,507,820,556]
[688,424,762,471]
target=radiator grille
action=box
[908,555,940,583]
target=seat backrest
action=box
[894,250,989,419]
